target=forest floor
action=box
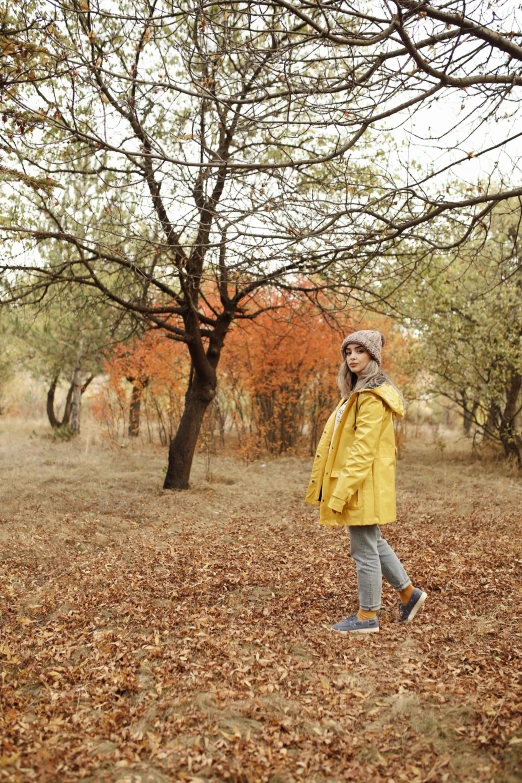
[0,419,521,783]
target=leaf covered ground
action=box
[1,422,521,783]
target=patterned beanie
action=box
[340,330,386,365]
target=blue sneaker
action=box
[399,588,427,622]
[331,613,379,634]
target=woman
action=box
[305,329,426,634]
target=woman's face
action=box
[344,343,372,375]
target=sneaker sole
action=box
[332,626,379,634]
[404,591,427,622]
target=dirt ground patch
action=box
[1,420,521,783]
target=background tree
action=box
[0,1,521,487]
[403,202,522,463]
[6,286,134,433]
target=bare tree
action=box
[0,0,521,487]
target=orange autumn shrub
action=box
[91,331,190,445]
[220,304,340,456]
[221,296,414,458]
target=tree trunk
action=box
[47,375,74,429]
[462,400,479,436]
[163,378,215,490]
[46,375,61,428]
[162,305,232,488]
[62,384,74,426]
[128,384,142,437]
[484,403,498,442]
[70,367,83,434]
[498,373,522,465]
[498,425,521,464]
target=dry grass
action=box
[1,418,521,783]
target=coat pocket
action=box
[347,489,359,509]
[330,470,359,508]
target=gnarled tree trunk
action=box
[163,307,232,489]
[46,374,74,429]
[47,370,94,435]
[163,376,216,489]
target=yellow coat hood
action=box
[367,382,405,418]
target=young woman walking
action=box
[305,330,427,634]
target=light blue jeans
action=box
[348,525,410,610]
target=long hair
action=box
[337,355,404,401]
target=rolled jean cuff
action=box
[360,603,381,611]
[396,579,411,591]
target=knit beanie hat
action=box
[340,330,386,365]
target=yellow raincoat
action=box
[305,382,404,527]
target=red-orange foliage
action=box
[93,293,413,455]
[221,302,341,457]
[220,293,412,457]
[91,332,189,445]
